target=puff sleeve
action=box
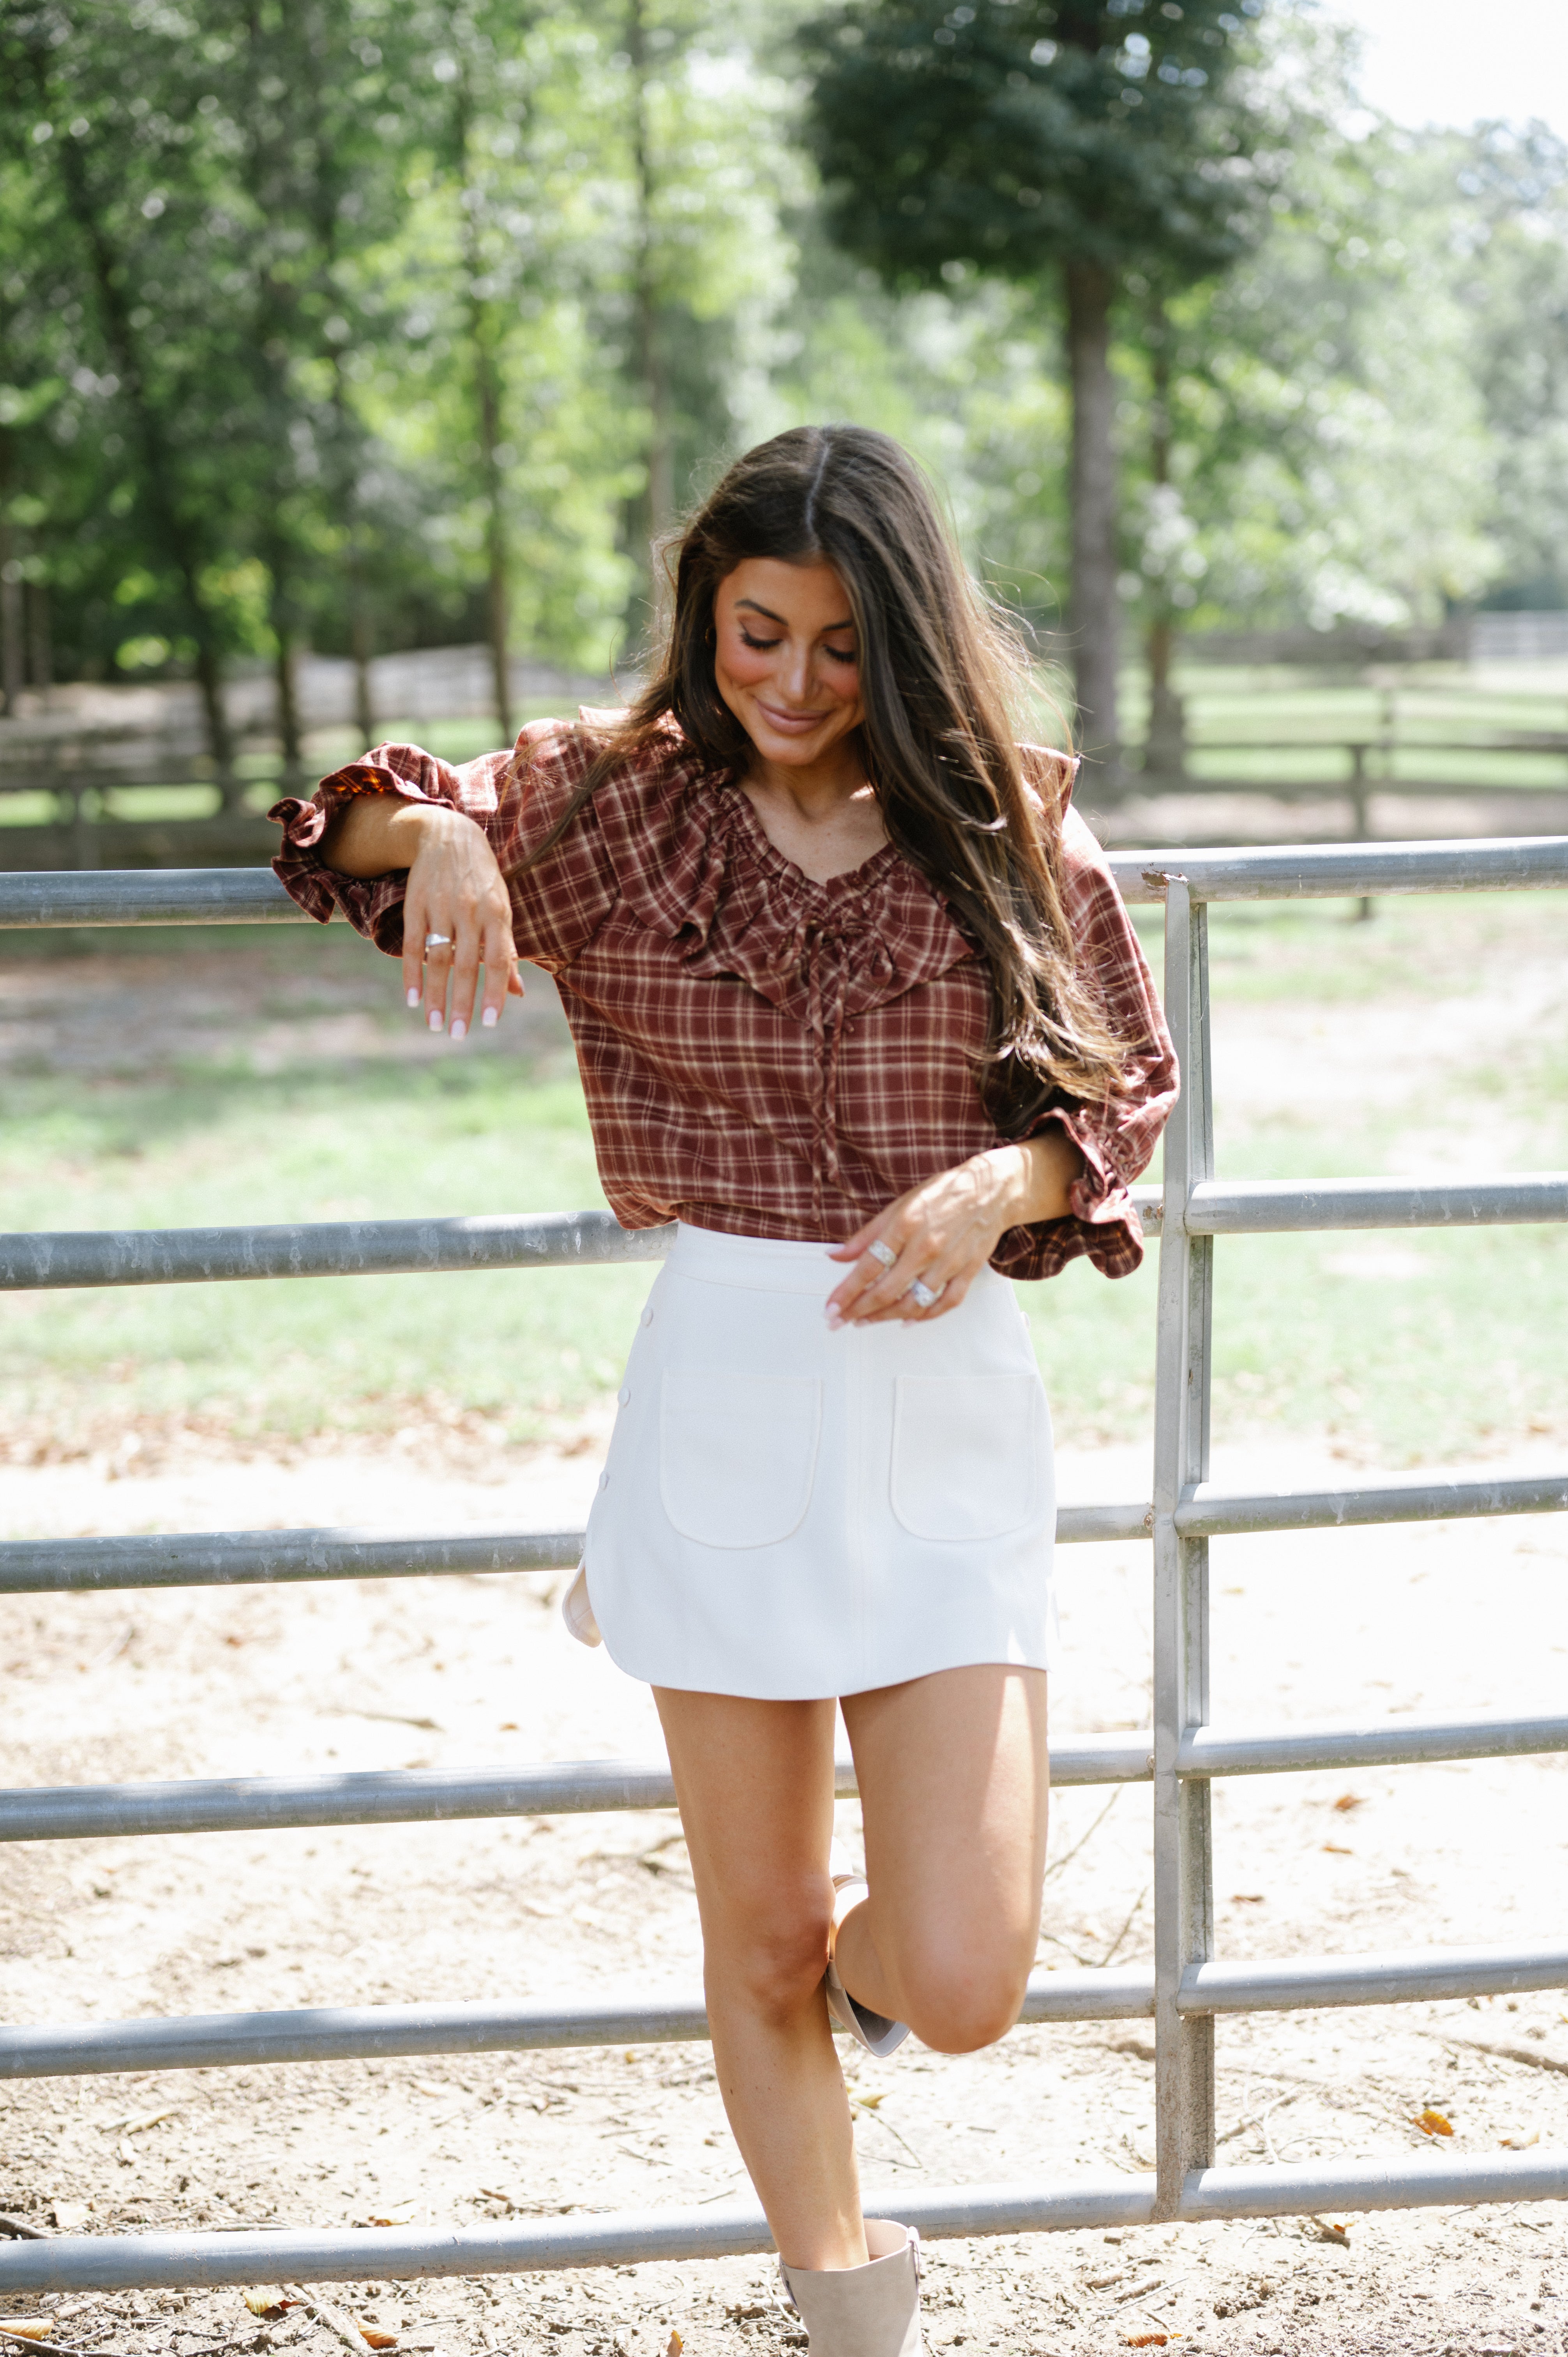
[991,800,1179,1283]
[268,718,618,973]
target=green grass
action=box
[2,885,1565,1467]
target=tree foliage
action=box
[802,0,1280,760]
[803,0,1268,288]
[0,0,1565,751]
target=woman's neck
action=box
[740,739,888,882]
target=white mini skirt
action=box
[568,1223,1057,1701]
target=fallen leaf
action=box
[1413,2107,1454,2137]
[1331,1794,1365,1813]
[851,2091,886,2110]
[1501,2126,1542,2150]
[498,1722,518,1732]
[363,2206,418,2227]
[666,2335,683,2357]
[50,2202,89,2232]
[360,2332,398,2349]
[242,2290,293,2318]
[119,2108,180,2136]
[1125,2336,1168,2349]
[1229,1893,1264,1904]
[410,2080,445,2098]
[1321,1843,1353,1856]
[0,2329,55,2345]
[1311,2218,1351,2245]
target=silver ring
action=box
[424,931,453,950]
[867,1239,897,1270]
[906,1277,943,1310]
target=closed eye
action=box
[737,627,857,668]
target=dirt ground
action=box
[3,906,1568,2355]
[2,1419,1566,2357]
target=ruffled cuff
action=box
[989,1107,1147,1284]
[268,760,449,954]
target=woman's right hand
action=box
[319,793,523,1039]
[399,804,524,1038]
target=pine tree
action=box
[805,0,1275,770]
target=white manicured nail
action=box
[406,987,421,1008]
[428,1009,443,1032]
[481,1006,498,1028]
[449,1016,466,1041]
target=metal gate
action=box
[2,834,1567,2293]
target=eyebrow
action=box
[735,597,856,633]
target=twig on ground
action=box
[88,1623,136,1669]
[0,2215,50,2239]
[1100,1885,1150,1969]
[1432,2034,1568,2077]
[329,1710,442,1734]
[1215,2086,1305,2148]
[1042,1788,1124,1885]
[282,2289,382,2357]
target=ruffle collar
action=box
[584,739,980,1225]
[589,743,977,1025]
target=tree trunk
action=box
[627,0,674,601]
[473,316,512,743]
[350,596,375,748]
[46,95,238,800]
[1143,308,1185,779]
[0,434,23,715]
[271,620,303,786]
[449,53,512,744]
[1064,259,1119,776]
[25,577,52,694]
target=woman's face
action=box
[712,557,865,771]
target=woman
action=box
[272,426,1176,2357]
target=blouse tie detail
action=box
[779,899,897,1227]
[600,773,979,1224]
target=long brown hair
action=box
[525,425,1131,1126]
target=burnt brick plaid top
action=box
[270,713,1177,1281]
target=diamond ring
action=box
[906,1277,943,1310]
[867,1239,897,1270]
[424,931,453,950]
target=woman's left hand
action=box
[825,1129,1084,1326]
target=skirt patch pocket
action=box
[890,1374,1042,1542]
[660,1371,822,1550]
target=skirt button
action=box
[641,1308,654,1327]
[598,1472,610,1491]
[617,1387,630,1405]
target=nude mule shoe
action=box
[824,1860,910,2060]
[779,2220,924,2356]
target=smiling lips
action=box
[755,700,832,735]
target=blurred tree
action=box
[1,0,252,788]
[805,0,1277,770]
[1118,89,1499,659]
[1450,124,1568,611]
[217,0,418,774]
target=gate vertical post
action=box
[1151,878,1216,2214]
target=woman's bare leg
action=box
[836,1666,1049,2052]
[653,1687,868,2271]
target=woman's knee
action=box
[897,1936,1031,2055]
[704,1885,833,2027]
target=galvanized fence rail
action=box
[1,834,1566,2291]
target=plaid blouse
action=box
[270,714,1176,1281]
